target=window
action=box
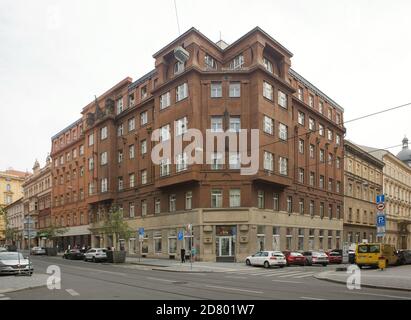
[279,157,288,175]
[176,153,188,172]
[160,158,171,177]
[168,231,177,254]
[211,116,223,132]
[154,232,162,253]
[128,93,135,107]
[73,149,77,159]
[298,87,303,100]
[337,206,341,219]
[211,152,223,170]
[320,149,325,163]
[174,61,184,74]
[229,117,241,132]
[176,83,188,101]
[141,140,147,155]
[230,54,244,70]
[299,139,305,154]
[101,178,108,193]
[336,157,341,169]
[320,202,324,219]
[336,113,341,125]
[309,144,315,158]
[66,152,71,162]
[117,124,123,137]
[79,145,84,156]
[205,54,217,69]
[299,168,304,183]
[155,198,161,214]
[263,57,273,73]
[328,178,333,191]
[88,183,94,195]
[88,157,94,171]
[160,92,171,109]
[141,200,147,216]
[118,150,123,163]
[100,126,108,140]
[299,199,305,215]
[185,191,192,210]
[169,194,176,212]
[88,133,94,146]
[80,166,84,177]
[309,118,315,131]
[319,101,324,114]
[328,204,333,219]
[229,82,241,97]
[229,189,241,207]
[141,86,147,99]
[264,151,274,171]
[116,98,123,115]
[319,124,324,136]
[60,155,64,165]
[160,124,170,142]
[328,153,333,166]
[319,175,324,189]
[336,134,341,145]
[327,129,333,141]
[128,118,135,132]
[140,111,148,126]
[141,170,147,184]
[273,193,279,211]
[328,107,332,119]
[310,200,315,216]
[129,173,135,188]
[129,202,135,218]
[298,112,305,125]
[211,189,222,208]
[263,116,274,134]
[263,81,273,100]
[229,152,240,169]
[310,172,315,186]
[100,152,108,165]
[287,196,293,213]
[309,94,314,107]
[278,91,287,108]
[279,123,288,140]
[129,145,135,159]
[258,191,265,209]
[118,177,124,191]
[176,117,188,135]
[211,82,222,98]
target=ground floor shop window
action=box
[142,235,149,254]
[154,231,162,254]
[319,230,324,249]
[216,225,236,257]
[298,228,304,250]
[168,231,177,254]
[272,227,280,251]
[257,225,265,251]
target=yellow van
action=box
[355,243,398,268]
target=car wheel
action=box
[358,264,362,269]
[279,265,284,268]
[264,261,270,269]
[245,259,251,266]
[323,263,327,267]
[92,257,96,263]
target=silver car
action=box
[0,252,33,275]
[31,247,46,255]
[84,248,107,262]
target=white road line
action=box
[272,279,303,284]
[205,285,263,294]
[351,292,411,300]
[225,276,248,279]
[261,270,294,277]
[277,271,308,278]
[65,289,80,296]
[146,277,176,283]
[300,296,326,300]
[293,272,316,279]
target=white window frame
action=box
[160,91,171,110]
[263,116,274,134]
[279,157,288,176]
[211,189,223,208]
[278,91,287,108]
[100,126,108,140]
[263,81,273,100]
[264,151,274,171]
[229,82,241,97]
[211,82,222,98]
[211,116,223,132]
[176,83,188,102]
[229,189,241,208]
[279,123,288,140]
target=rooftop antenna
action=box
[173,0,181,35]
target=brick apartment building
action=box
[50,27,345,261]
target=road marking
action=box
[0,289,13,294]
[300,296,326,300]
[277,271,308,278]
[146,277,177,283]
[225,276,248,279]
[293,272,316,279]
[59,264,127,276]
[351,292,411,300]
[261,270,294,277]
[65,289,80,296]
[0,297,11,300]
[272,279,303,284]
[205,285,263,294]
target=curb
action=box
[314,274,411,292]
[151,267,215,273]
[0,283,47,294]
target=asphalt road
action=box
[3,255,411,300]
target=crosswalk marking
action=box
[222,267,322,280]
[277,271,309,278]
[294,273,315,279]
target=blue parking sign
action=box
[178,231,183,241]
[377,215,386,227]
[138,227,145,236]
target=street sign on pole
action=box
[376,203,385,211]
[376,212,386,237]
[376,194,385,204]
[178,231,183,241]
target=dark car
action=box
[63,249,85,260]
[396,250,411,265]
[5,244,17,252]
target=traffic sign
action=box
[377,214,386,227]
[376,212,386,236]
[178,231,183,241]
[376,194,385,204]
[138,227,145,236]
[377,203,385,211]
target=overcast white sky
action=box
[1,0,410,172]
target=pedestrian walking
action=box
[181,248,186,263]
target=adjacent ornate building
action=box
[3,198,24,249]
[343,140,384,245]
[51,27,346,261]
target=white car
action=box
[245,251,287,268]
[0,252,33,275]
[84,248,108,262]
[31,247,46,255]
[311,251,329,266]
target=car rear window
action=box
[358,244,380,253]
[290,252,302,257]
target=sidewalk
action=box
[315,265,411,292]
[0,274,49,294]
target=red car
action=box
[283,251,306,266]
[326,251,342,264]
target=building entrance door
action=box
[215,225,236,262]
[218,236,232,257]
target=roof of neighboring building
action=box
[0,169,29,179]
[344,140,385,168]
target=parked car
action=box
[245,251,286,268]
[302,251,329,266]
[356,243,398,268]
[0,247,7,252]
[63,249,85,260]
[84,248,107,262]
[396,250,411,265]
[348,250,356,264]
[283,251,306,266]
[326,251,342,264]
[5,244,17,252]
[31,247,46,255]
[0,252,33,275]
